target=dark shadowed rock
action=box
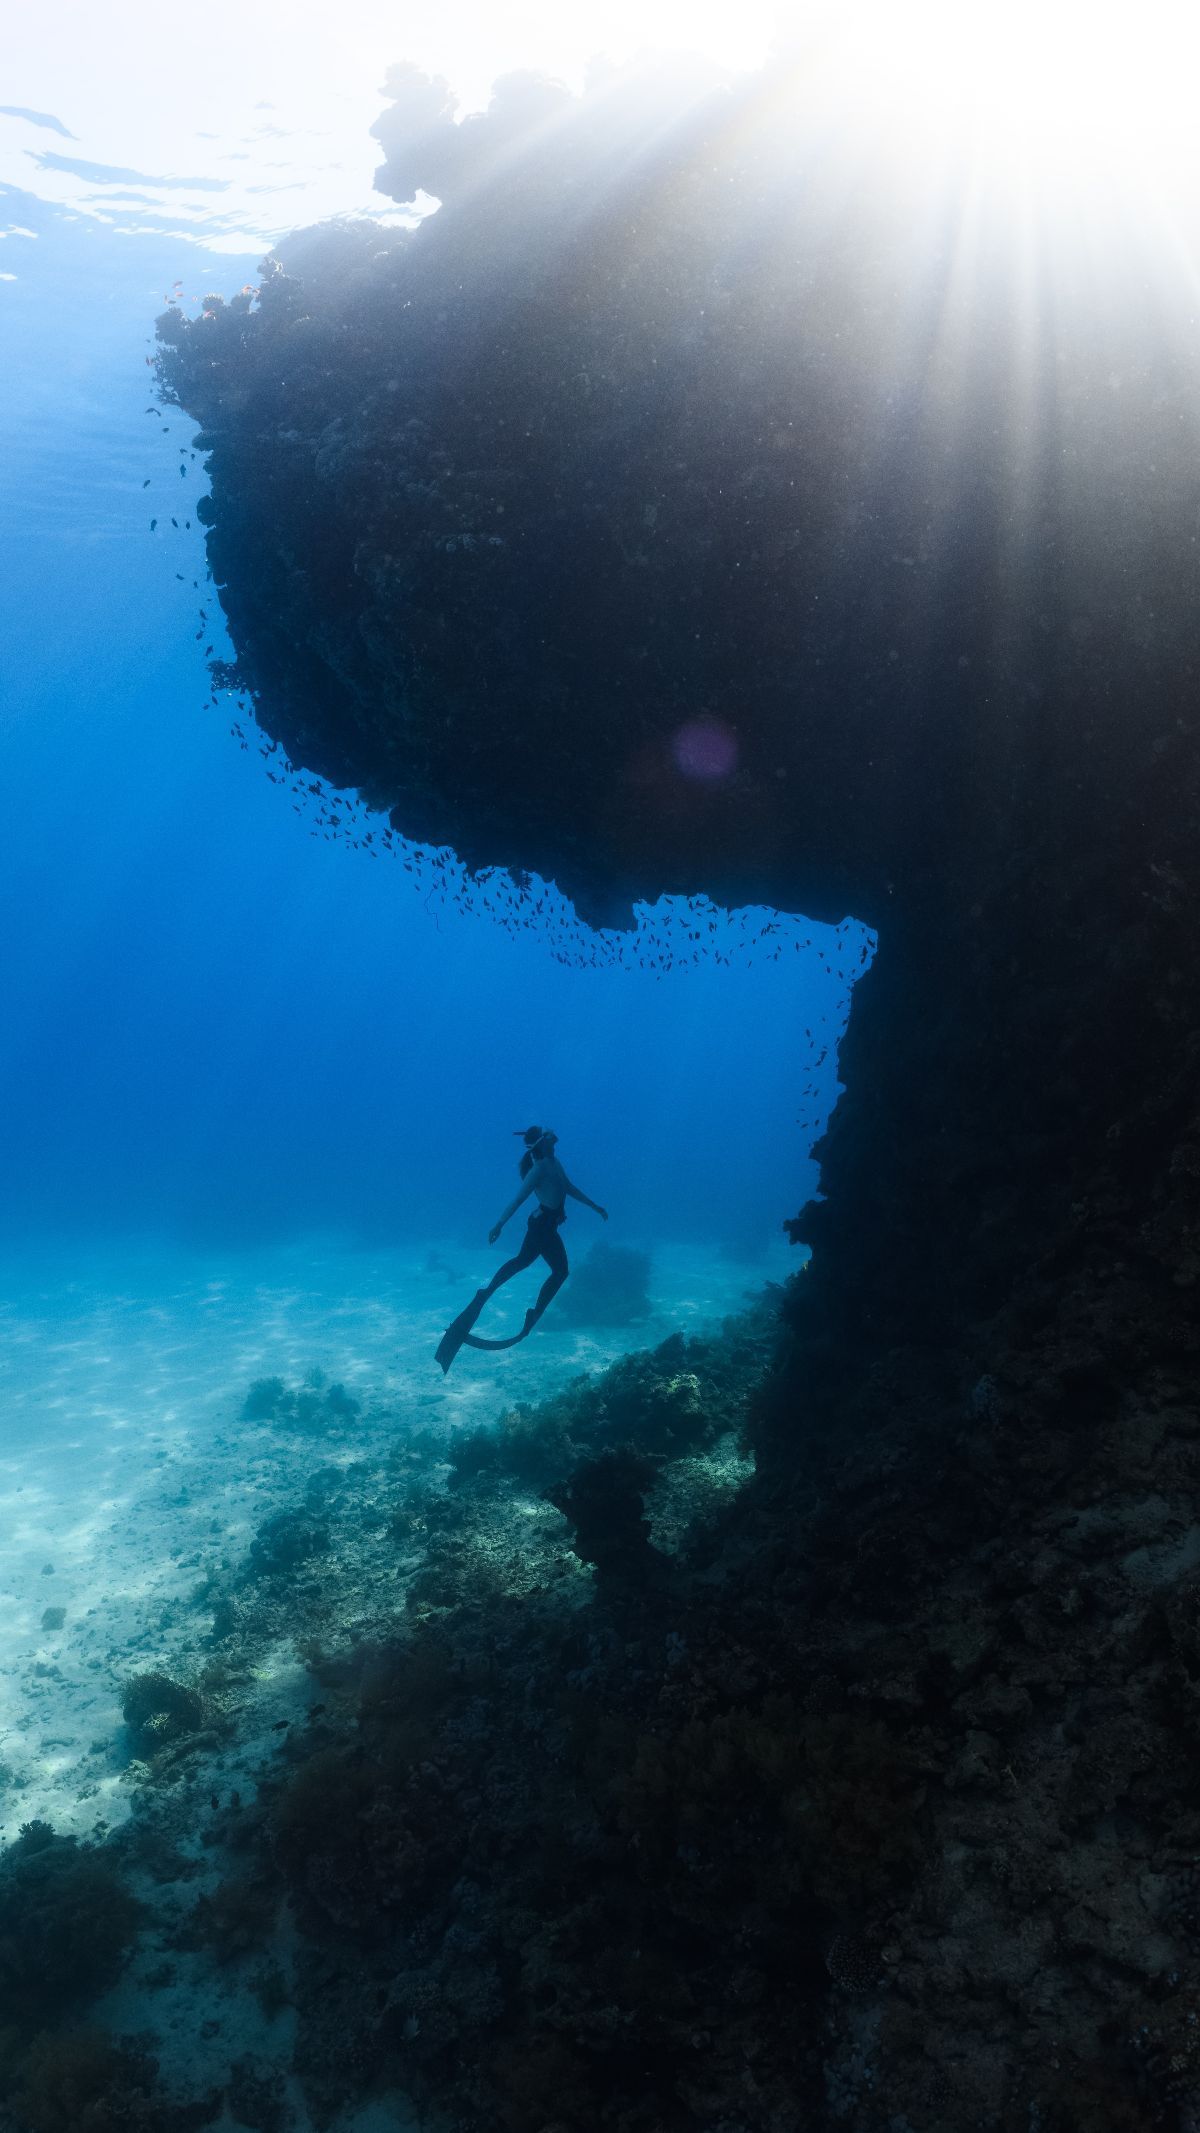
[145,45,1200,2131]
[153,52,1197,1424]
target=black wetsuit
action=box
[473,1198,568,1337]
[435,1193,569,1374]
[511,1200,567,1281]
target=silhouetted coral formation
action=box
[241,1372,359,1432]
[132,36,1200,2133]
[247,1509,330,1580]
[545,1444,663,1578]
[153,44,1199,1418]
[122,1672,205,1754]
[16,1272,1200,2128]
[553,1240,652,1327]
[448,1312,770,1492]
[6,2028,190,2133]
[154,47,1043,932]
[0,1821,142,2027]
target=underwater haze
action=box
[11,5,1197,2129]
[0,192,861,1259]
[0,18,873,2123]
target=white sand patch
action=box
[0,1235,795,1841]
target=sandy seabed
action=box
[0,1234,791,1845]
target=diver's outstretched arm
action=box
[565,1180,608,1219]
[489,1177,534,1244]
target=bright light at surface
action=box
[1,0,774,247]
[796,0,1199,194]
[5,0,1194,248]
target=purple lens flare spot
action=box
[672,717,738,781]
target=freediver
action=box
[435,1127,608,1373]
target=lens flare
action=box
[672,718,739,781]
[789,0,1197,197]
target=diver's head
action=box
[516,1124,557,1174]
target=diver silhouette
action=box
[436,1127,608,1373]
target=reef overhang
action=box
[155,50,1200,1411]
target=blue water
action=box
[0,170,870,1270]
[0,62,881,2132]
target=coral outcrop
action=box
[553,1242,652,1329]
[132,38,1200,2132]
[122,1674,205,1756]
[4,2029,196,2133]
[152,49,1198,1443]
[7,1279,1200,2128]
[0,1822,142,2026]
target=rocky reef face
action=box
[155,56,1039,934]
[135,44,1200,2131]
[155,50,1198,1428]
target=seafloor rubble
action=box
[9,39,1198,2133]
[6,1298,1200,2133]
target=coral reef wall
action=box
[154,48,1200,1458]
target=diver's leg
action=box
[481,1230,539,1298]
[437,1233,538,1372]
[530,1231,569,1321]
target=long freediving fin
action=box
[464,1307,542,1353]
[435,1288,488,1375]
